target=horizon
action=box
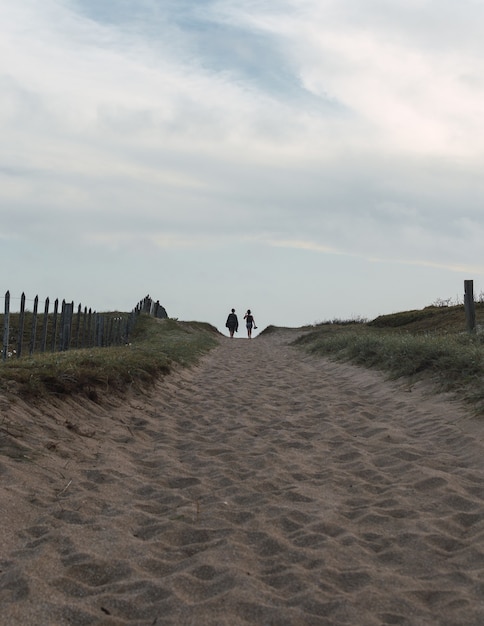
[0,288,476,341]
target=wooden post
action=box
[60,301,73,351]
[59,300,66,351]
[86,308,93,347]
[107,317,114,346]
[464,280,476,333]
[29,295,39,356]
[17,293,26,358]
[75,304,82,348]
[96,314,104,347]
[41,297,49,353]
[51,299,59,352]
[66,301,74,350]
[81,306,88,348]
[2,291,10,361]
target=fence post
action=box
[59,300,66,351]
[51,299,59,352]
[60,301,73,351]
[94,313,98,346]
[17,293,26,358]
[75,304,82,348]
[115,317,121,345]
[41,297,49,352]
[95,314,104,347]
[81,306,88,348]
[66,301,74,350]
[87,308,93,347]
[29,295,39,356]
[464,280,476,333]
[2,291,10,361]
[107,317,114,346]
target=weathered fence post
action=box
[117,317,122,344]
[41,297,49,352]
[87,308,93,347]
[66,301,74,350]
[17,293,26,358]
[59,300,66,351]
[29,295,39,356]
[107,317,114,346]
[51,299,59,352]
[95,314,104,347]
[93,313,98,346]
[464,280,476,333]
[100,315,105,346]
[81,306,88,348]
[125,311,134,343]
[60,301,73,351]
[2,291,10,361]
[75,304,82,348]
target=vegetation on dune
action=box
[368,304,476,332]
[3,299,484,413]
[0,315,220,401]
[292,302,484,414]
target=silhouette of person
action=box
[225,308,238,338]
[244,309,256,338]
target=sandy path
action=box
[1,329,484,625]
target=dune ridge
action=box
[1,328,484,625]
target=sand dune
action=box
[1,328,484,625]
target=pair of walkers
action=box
[225,308,257,338]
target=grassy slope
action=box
[290,303,484,414]
[3,303,484,413]
[0,315,220,401]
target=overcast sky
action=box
[2,0,484,333]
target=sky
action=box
[2,0,484,334]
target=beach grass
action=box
[291,303,484,413]
[4,302,484,412]
[0,315,220,400]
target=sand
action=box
[1,328,484,625]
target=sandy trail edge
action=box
[1,328,484,626]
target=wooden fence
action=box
[1,293,168,361]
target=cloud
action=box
[260,229,484,277]
[217,0,484,156]
[1,0,484,323]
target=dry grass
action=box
[0,315,220,401]
[291,303,484,414]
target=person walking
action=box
[225,308,238,338]
[244,309,256,338]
